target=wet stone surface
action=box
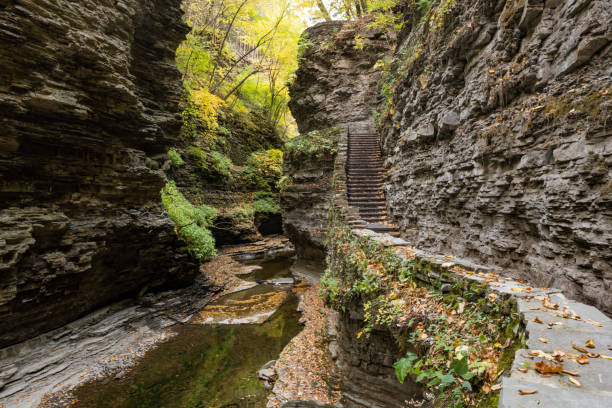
[0,247,303,408]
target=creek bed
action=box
[69,257,303,408]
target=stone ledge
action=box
[351,228,612,408]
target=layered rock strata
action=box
[0,0,195,347]
[379,0,612,313]
[283,20,392,259]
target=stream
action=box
[0,254,306,408]
[71,258,302,408]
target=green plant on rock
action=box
[323,205,522,407]
[241,149,283,191]
[284,127,339,161]
[168,148,184,166]
[161,180,217,260]
[187,146,209,170]
[252,191,281,214]
[276,175,292,191]
[227,203,255,226]
[210,151,233,178]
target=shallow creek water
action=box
[70,257,302,408]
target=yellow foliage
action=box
[190,88,225,131]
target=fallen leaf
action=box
[539,338,548,344]
[529,350,553,360]
[576,355,590,365]
[585,338,595,348]
[511,287,523,292]
[601,355,612,360]
[587,352,600,358]
[517,367,527,373]
[491,383,502,391]
[535,361,563,374]
[552,350,566,360]
[585,319,603,327]
[532,316,544,324]
[568,377,581,387]
[572,344,588,353]
[518,389,538,395]
[562,369,580,376]
[542,298,559,310]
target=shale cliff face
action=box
[0,0,195,347]
[379,0,611,313]
[284,21,391,259]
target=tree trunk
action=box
[315,0,332,21]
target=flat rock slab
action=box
[500,377,612,408]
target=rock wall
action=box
[0,0,196,347]
[283,20,391,259]
[380,0,612,313]
[328,309,422,407]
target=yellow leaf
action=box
[568,377,581,387]
[357,331,363,339]
[576,355,590,365]
[585,338,595,348]
[585,319,603,327]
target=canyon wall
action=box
[379,0,611,313]
[0,0,196,347]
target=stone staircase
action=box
[346,130,399,236]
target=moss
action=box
[168,148,184,166]
[544,88,608,121]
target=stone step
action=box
[350,203,386,209]
[347,185,384,190]
[348,171,383,176]
[348,193,385,198]
[348,196,385,201]
[348,179,384,183]
[358,210,387,216]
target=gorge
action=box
[1,0,611,407]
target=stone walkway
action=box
[352,228,612,408]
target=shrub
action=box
[276,175,292,191]
[210,151,233,178]
[284,127,338,161]
[168,148,184,166]
[252,194,281,214]
[227,203,255,226]
[161,180,217,260]
[187,145,209,170]
[241,149,283,191]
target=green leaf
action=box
[438,374,456,389]
[393,352,418,383]
[461,380,472,392]
[450,356,469,378]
